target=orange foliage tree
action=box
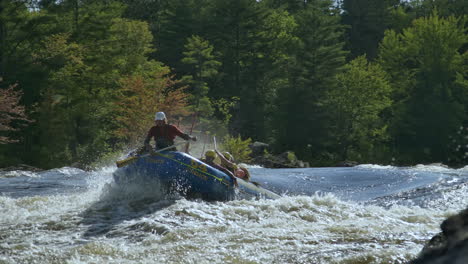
[0,83,31,144]
[114,65,191,146]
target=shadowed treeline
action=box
[0,0,466,168]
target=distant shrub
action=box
[286,151,297,163]
[220,135,252,163]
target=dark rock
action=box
[411,207,468,264]
[71,162,91,171]
[248,142,310,168]
[336,161,359,167]
[252,156,296,168]
[251,151,310,168]
[249,141,270,157]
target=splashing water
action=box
[0,164,467,263]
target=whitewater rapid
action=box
[0,165,467,263]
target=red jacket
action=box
[144,124,189,149]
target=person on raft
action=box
[201,150,238,186]
[144,112,197,151]
[215,150,251,181]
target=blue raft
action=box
[113,151,280,201]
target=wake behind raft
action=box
[114,151,281,201]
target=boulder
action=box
[336,161,359,167]
[248,142,310,168]
[251,151,309,168]
[249,141,270,157]
[411,207,468,264]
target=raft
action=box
[113,151,280,201]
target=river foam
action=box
[0,165,467,263]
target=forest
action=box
[0,0,466,169]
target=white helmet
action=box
[155,112,166,120]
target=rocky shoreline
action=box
[249,141,360,168]
[248,141,467,169]
[2,142,464,171]
[248,141,311,168]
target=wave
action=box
[2,163,467,264]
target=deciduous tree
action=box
[114,65,191,146]
[379,12,467,163]
[326,56,392,162]
[0,83,30,144]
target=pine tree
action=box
[275,0,348,161]
[155,0,204,72]
[341,0,400,60]
[181,35,221,117]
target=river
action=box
[0,164,467,263]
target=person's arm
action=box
[215,150,236,170]
[171,125,197,141]
[214,164,238,187]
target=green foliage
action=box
[274,0,348,159]
[341,0,399,59]
[34,33,88,166]
[239,8,299,140]
[153,0,203,70]
[220,135,252,163]
[286,151,297,163]
[379,12,467,163]
[181,35,221,117]
[326,56,393,162]
[408,0,468,18]
[1,0,467,168]
[109,18,155,73]
[212,97,239,125]
[0,1,180,168]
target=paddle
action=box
[116,142,187,168]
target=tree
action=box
[379,12,467,163]
[274,0,348,161]
[22,3,165,167]
[203,0,272,99]
[262,0,309,14]
[34,33,88,166]
[153,0,203,71]
[409,0,468,18]
[0,83,30,144]
[341,0,400,60]
[240,8,298,141]
[204,0,301,141]
[220,135,252,163]
[0,0,54,102]
[114,64,191,146]
[181,35,221,117]
[325,56,392,162]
